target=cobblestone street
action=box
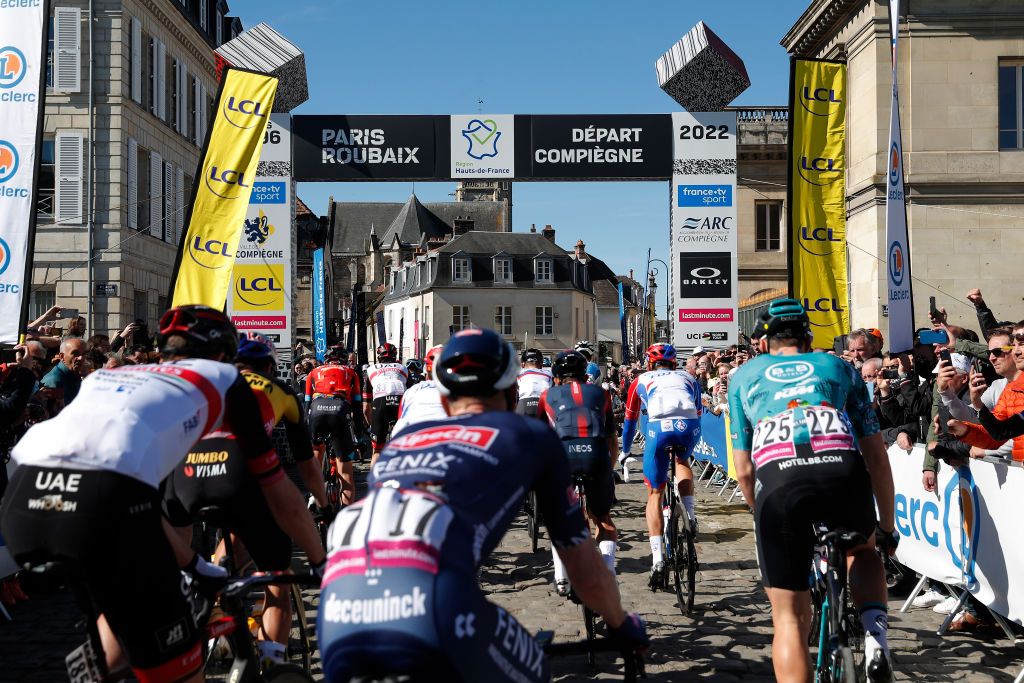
[1,460,1021,681]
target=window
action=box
[999,61,1024,150]
[53,7,81,92]
[36,138,54,218]
[535,258,552,283]
[755,201,782,251]
[452,257,471,282]
[494,257,512,282]
[170,59,180,130]
[134,290,149,327]
[452,305,470,332]
[29,289,55,321]
[137,144,150,231]
[199,0,208,31]
[45,16,53,88]
[215,9,223,46]
[424,305,430,337]
[494,306,512,335]
[145,35,155,115]
[535,306,553,336]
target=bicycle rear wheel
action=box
[289,584,312,675]
[584,606,596,667]
[526,490,540,553]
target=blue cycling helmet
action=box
[434,329,520,397]
[236,336,274,362]
[759,297,811,339]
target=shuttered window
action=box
[164,161,173,242]
[127,138,138,228]
[149,151,162,239]
[175,166,185,243]
[156,40,166,120]
[55,132,83,224]
[193,78,202,145]
[130,17,141,103]
[53,7,80,92]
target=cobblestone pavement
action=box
[2,460,1022,681]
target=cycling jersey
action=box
[516,367,552,400]
[306,363,361,403]
[244,369,314,463]
[309,396,357,461]
[10,359,281,488]
[392,380,446,434]
[318,412,589,682]
[623,369,701,422]
[362,363,409,402]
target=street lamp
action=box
[649,257,670,342]
[647,271,658,345]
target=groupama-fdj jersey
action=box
[726,351,880,590]
[317,412,589,683]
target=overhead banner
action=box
[171,68,279,308]
[886,0,914,353]
[312,248,326,362]
[671,111,738,348]
[528,115,672,180]
[788,58,849,350]
[0,1,47,344]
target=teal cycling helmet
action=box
[758,297,812,339]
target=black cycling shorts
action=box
[515,396,541,419]
[753,444,876,590]
[0,465,203,681]
[370,395,402,448]
[162,435,291,572]
[563,438,615,518]
[309,396,357,462]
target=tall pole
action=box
[650,257,670,343]
[641,248,652,348]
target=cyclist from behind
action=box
[392,345,445,433]
[538,350,620,596]
[317,329,647,682]
[575,340,601,384]
[515,347,552,419]
[306,345,361,505]
[1,305,323,683]
[362,342,409,465]
[621,343,702,589]
[728,298,896,682]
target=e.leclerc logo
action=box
[222,95,268,130]
[0,237,12,277]
[888,240,905,287]
[799,85,841,117]
[764,360,814,384]
[798,155,843,186]
[889,141,901,186]
[0,46,28,90]
[187,233,232,270]
[0,140,19,184]
[204,164,251,200]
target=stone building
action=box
[29,0,240,336]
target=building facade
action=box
[30,0,239,337]
[783,0,1024,335]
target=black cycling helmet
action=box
[758,297,812,340]
[324,344,346,363]
[406,358,424,373]
[552,350,588,381]
[521,347,544,365]
[377,342,398,362]
[434,329,519,397]
[157,305,238,359]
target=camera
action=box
[881,368,900,380]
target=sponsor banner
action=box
[312,247,327,362]
[618,282,630,365]
[232,315,287,329]
[885,0,914,353]
[450,114,514,178]
[0,1,46,343]
[671,111,738,347]
[529,115,671,179]
[788,59,849,350]
[171,68,278,309]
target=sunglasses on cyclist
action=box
[989,346,1014,358]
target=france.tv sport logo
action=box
[461,119,501,160]
[677,185,732,208]
[0,46,27,89]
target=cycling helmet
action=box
[406,358,425,374]
[376,342,398,362]
[424,344,443,374]
[552,350,588,381]
[542,357,552,367]
[646,343,677,367]
[157,305,238,359]
[235,336,274,362]
[239,331,277,362]
[324,344,345,363]
[521,347,544,365]
[574,340,595,360]
[758,297,811,339]
[434,329,519,397]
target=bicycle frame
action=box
[810,525,860,682]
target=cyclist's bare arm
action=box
[261,476,327,566]
[733,449,755,510]
[161,516,198,567]
[858,431,896,532]
[557,541,626,628]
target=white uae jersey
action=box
[516,368,553,400]
[364,363,409,399]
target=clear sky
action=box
[234,0,809,277]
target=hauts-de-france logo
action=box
[461,118,501,160]
[243,209,275,245]
[0,46,27,89]
[0,140,19,183]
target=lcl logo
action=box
[798,156,843,186]
[803,297,845,326]
[204,165,251,200]
[798,226,843,257]
[187,235,232,270]
[233,264,285,310]
[223,96,267,130]
[800,86,841,116]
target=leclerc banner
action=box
[788,59,849,350]
[0,1,47,344]
[885,0,914,353]
[170,68,278,308]
[312,248,327,362]
[671,111,738,348]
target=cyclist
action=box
[162,333,327,666]
[0,305,324,683]
[405,357,426,387]
[574,340,601,384]
[621,342,702,589]
[392,345,445,433]
[728,298,897,682]
[537,350,620,596]
[318,329,647,682]
[362,342,409,465]
[306,345,362,505]
[515,347,552,419]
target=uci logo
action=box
[800,86,841,116]
[187,235,232,270]
[764,360,814,384]
[223,96,267,130]
[235,274,282,308]
[204,165,251,200]
[798,226,843,257]
[0,46,27,89]
[0,140,18,183]
[888,241,905,286]
[798,156,842,186]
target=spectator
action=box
[965,288,1014,339]
[40,337,86,412]
[61,316,87,340]
[86,334,110,355]
[125,344,151,365]
[104,353,131,369]
[734,345,750,366]
[844,328,883,368]
[110,319,150,353]
[693,357,710,393]
[877,333,935,458]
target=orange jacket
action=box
[961,373,1024,461]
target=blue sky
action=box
[234,0,808,276]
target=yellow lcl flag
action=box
[789,59,849,349]
[171,69,279,308]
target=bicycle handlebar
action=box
[221,571,321,599]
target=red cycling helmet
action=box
[376,342,398,362]
[424,344,444,375]
[646,343,677,367]
[157,305,238,359]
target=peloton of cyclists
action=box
[392,344,445,432]
[361,342,409,466]
[306,344,362,506]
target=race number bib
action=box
[803,405,854,452]
[751,411,797,467]
[324,487,453,583]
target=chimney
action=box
[629,268,634,280]
[542,224,556,243]
[574,239,586,261]
[530,223,537,233]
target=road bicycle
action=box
[540,628,646,682]
[523,489,542,553]
[808,523,866,683]
[655,444,698,615]
[567,473,598,665]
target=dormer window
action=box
[453,256,471,282]
[493,255,512,283]
[535,257,553,284]
[389,271,396,293]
